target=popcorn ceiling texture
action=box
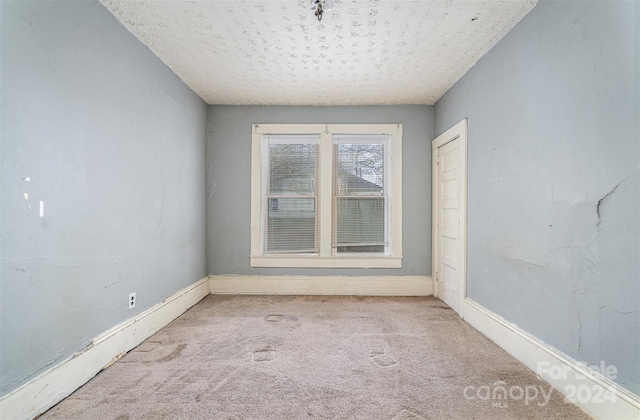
[100,0,537,106]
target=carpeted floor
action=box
[42,295,591,419]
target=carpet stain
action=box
[252,349,275,362]
[150,343,186,363]
[131,341,161,353]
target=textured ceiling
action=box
[100,0,537,106]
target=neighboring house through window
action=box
[251,124,402,268]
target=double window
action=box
[251,124,402,268]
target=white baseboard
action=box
[0,277,211,420]
[210,275,433,296]
[463,298,640,419]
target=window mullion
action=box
[318,131,333,257]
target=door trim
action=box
[432,119,468,317]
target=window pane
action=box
[335,197,385,252]
[266,142,318,253]
[266,199,317,253]
[334,140,387,254]
[335,143,384,195]
[269,144,317,195]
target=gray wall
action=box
[207,106,433,276]
[435,1,639,394]
[0,1,208,396]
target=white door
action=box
[432,120,467,316]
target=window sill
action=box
[250,255,402,268]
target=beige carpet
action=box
[42,295,590,419]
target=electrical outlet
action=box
[128,292,136,310]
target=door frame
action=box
[432,119,468,318]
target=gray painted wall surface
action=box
[435,1,639,394]
[207,106,433,276]
[1,1,208,396]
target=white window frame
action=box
[251,124,402,268]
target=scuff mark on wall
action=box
[104,280,120,288]
[502,255,547,268]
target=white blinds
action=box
[333,134,389,253]
[263,135,319,253]
[261,133,391,255]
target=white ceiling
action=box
[100,0,537,106]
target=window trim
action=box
[250,124,402,268]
